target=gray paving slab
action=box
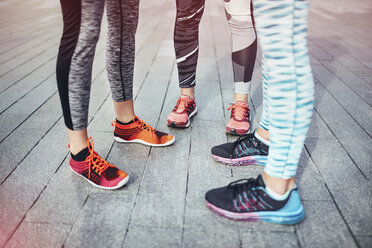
[0,120,67,247]
[64,193,134,248]
[5,223,71,248]
[240,231,299,248]
[306,138,371,236]
[1,0,371,247]
[124,225,182,248]
[297,201,357,248]
[314,83,372,179]
[312,64,372,136]
[356,236,372,248]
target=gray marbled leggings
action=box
[56,0,139,130]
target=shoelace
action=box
[85,137,109,180]
[137,119,157,133]
[231,134,260,155]
[227,103,249,120]
[111,117,157,134]
[228,178,259,206]
[174,97,193,113]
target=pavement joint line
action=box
[0,115,63,185]
[0,40,60,77]
[0,90,58,144]
[1,152,69,248]
[312,107,368,180]
[303,145,361,248]
[0,55,56,95]
[313,66,372,138]
[180,126,192,248]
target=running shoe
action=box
[205,175,305,225]
[167,94,197,128]
[211,132,268,166]
[69,137,129,190]
[112,116,175,146]
[226,101,250,135]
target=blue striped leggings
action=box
[254,0,314,179]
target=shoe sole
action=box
[225,127,250,136]
[70,167,129,190]
[168,107,198,128]
[114,135,175,147]
[206,200,305,225]
[212,154,267,166]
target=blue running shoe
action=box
[211,133,268,166]
[205,175,305,225]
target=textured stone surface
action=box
[5,223,71,248]
[297,201,357,248]
[0,0,371,247]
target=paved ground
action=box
[0,0,371,247]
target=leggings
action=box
[254,0,314,179]
[174,0,257,94]
[56,0,139,130]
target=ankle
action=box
[262,172,295,195]
[116,114,135,124]
[181,87,195,99]
[256,126,270,142]
[234,93,248,103]
[69,143,88,156]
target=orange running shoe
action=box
[225,101,250,136]
[112,116,175,147]
[69,137,129,190]
[167,94,197,128]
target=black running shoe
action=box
[211,133,268,166]
[205,175,305,224]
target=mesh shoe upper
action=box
[211,133,269,159]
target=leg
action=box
[256,0,314,185]
[106,0,139,123]
[224,0,257,135]
[56,0,129,190]
[174,0,205,92]
[56,0,105,153]
[206,0,314,224]
[107,0,175,146]
[167,0,204,128]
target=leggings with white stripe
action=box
[57,0,138,130]
[174,0,257,94]
[254,0,314,179]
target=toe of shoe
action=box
[211,144,232,159]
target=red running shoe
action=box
[167,94,197,128]
[69,137,129,190]
[226,101,250,135]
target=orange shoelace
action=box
[136,118,157,133]
[227,103,249,120]
[174,97,193,113]
[85,137,109,179]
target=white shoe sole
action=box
[168,106,198,128]
[70,167,129,190]
[114,135,175,147]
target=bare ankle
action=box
[263,172,295,195]
[256,126,270,142]
[181,87,195,99]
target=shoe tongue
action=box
[256,175,266,188]
[235,101,248,107]
[71,147,89,162]
[180,94,191,100]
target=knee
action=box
[224,2,254,31]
